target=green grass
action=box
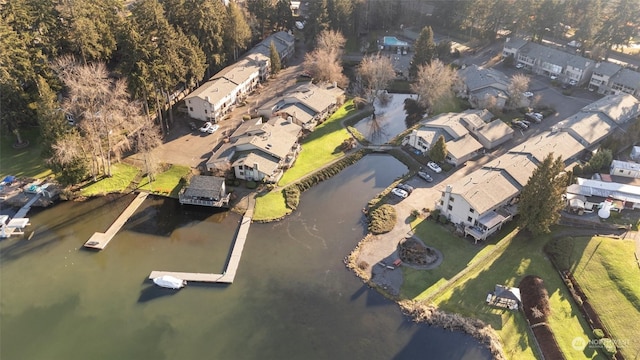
[401,220,601,360]
[277,99,363,186]
[0,129,53,179]
[138,164,190,197]
[571,236,640,359]
[253,190,290,221]
[79,163,140,197]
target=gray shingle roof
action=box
[183,176,225,199]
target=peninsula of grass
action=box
[0,130,53,180]
[138,164,190,197]
[253,190,290,221]
[277,99,371,186]
[417,229,600,360]
[80,163,140,197]
[569,236,640,359]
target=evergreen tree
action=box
[409,26,436,78]
[269,40,281,74]
[224,1,252,61]
[518,154,567,235]
[272,0,294,31]
[429,135,447,163]
[305,0,329,45]
[327,0,353,34]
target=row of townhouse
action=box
[504,38,640,98]
[403,109,514,166]
[588,62,640,97]
[503,38,595,85]
[184,31,295,123]
[436,94,640,243]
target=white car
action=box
[569,79,578,86]
[427,161,442,173]
[523,91,534,98]
[515,63,524,69]
[550,75,558,80]
[391,188,408,198]
[199,122,219,134]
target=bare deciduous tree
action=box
[357,54,395,103]
[303,50,347,87]
[52,55,144,179]
[410,60,458,113]
[507,73,531,108]
[315,29,346,55]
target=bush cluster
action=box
[519,275,551,324]
[368,204,397,234]
[544,237,574,271]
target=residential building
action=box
[459,111,514,150]
[178,176,230,208]
[458,65,510,110]
[206,117,302,183]
[503,38,595,84]
[589,62,640,97]
[567,177,640,210]
[184,55,268,122]
[257,83,344,131]
[437,94,640,242]
[610,160,640,179]
[631,146,640,161]
[249,31,296,65]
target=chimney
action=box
[445,185,453,193]
[254,163,259,173]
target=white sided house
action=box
[610,160,640,179]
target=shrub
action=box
[544,237,574,271]
[368,204,397,234]
[246,181,257,189]
[358,260,369,270]
[284,186,300,209]
[242,114,251,120]
[519,275,551,324]
[600,338,617,357]
[593,329,605,339]
[411,209,421,218]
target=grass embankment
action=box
[138,164,190,197]
[277,99,369,186]
[401,220,599,360]
[570,236,640,359]
[79,163,140,197]
[0,129,53,179]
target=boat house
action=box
[178,176,230,208]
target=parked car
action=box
[525,112,543,123]
[515,63,524,69]
[512,120,529,130]
[396,183,414,194]
[427,161,442,173]
[523,91,534,98]
[550,75,558,80]
[391,188,408,198]
[521,119,531,127]
[418,171,433,182]
[569,79,578,86]
[199,122,219,134]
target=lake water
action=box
[354,94,414,145]
[0,154,490,360]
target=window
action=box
[619,169,624,173]
[440,200,443,205]
[467,216,473,222]
[449,196,454,202]
[469,208,474,213]
[204,109,207,114]
[189,107,193,111]
[447,205,453,211]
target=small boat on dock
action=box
[153,275,187,289]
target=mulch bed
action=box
[532,324,565,360]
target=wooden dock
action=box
[84,192,149,250]
[148,194,255,285]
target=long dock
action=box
[84,192,149,250]
[148,194,255,285]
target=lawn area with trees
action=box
[402,217,600,359]
[0,130,52,180]
[137,164,190,197]
[569,236,640,359]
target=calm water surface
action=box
[0,155,490,360]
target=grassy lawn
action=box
[79,163,140,197]
[402,220,600,360]
[0,129,53,179]
[253,190,291,221]
[570,236,640,359]
[277,99,362,186]
[138,164,190,197]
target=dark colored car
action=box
[418,171,433,182]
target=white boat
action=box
[153,275,187,289]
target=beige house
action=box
[257,83,344,131]
[459,111,514,150]
[206,117,302,183]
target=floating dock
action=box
[84,192,149,250]
[148,194,255,285]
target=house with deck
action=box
[436,94,640,242]
[179,176,230,208]
[257,83,344,131]
[206,117,302,183]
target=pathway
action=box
[84,192,149,250]
[148,193,256,284]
